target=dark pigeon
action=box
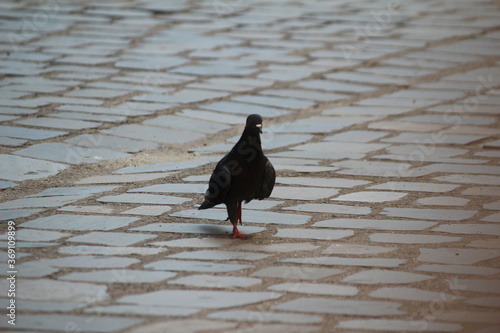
[199,114,275,239]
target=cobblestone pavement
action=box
[1,0,500,332]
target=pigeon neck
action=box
[240,127,262,151]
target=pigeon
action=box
[199,114,275,239]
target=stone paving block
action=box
[0,154,68,181]
[145,259,251,273]
[381,207,477,220]
[337,319,462,332]
[66,133,160,153]
[0,299,85,312]
[437,311,500,323]
[115,55,186,70]
[15,117,102,130]
[171,209,310,225]
[60,269,175,283]
[285,203,371,215]
[269,116,377,134]
[251,266,343,280]
[129,183,206,194]
[268,282,358,296]
[208,309,322,324]
[369,286,462,302]
[169,274,262,289]
[114,156,217,174]
[435,174,500,185]
[50,111,126,123]
[151,237,236,248]
[418,248,500,265]
[43,255,139,268]
[416,264,500,276]
[180,109,247,124]
[482,213,500,222]
[101,124,205,144]
[368,181,459,192]
[368,120,446,132]
[76,172,172,184]
[324,130,390,142]
[484,201,500,210]
[57,104,153,116]
[233,94,316,109]
[342,269,433,285]
[433,223,500,236]
[276,176,370,188]
[416,196,470,206]
[20,214,139,231]
[4,229,70,242]
[0,125,68,140]
[260,88,348,102]
[383,132,486,145]
[121,205,171,216]
[0,314,142,332]
[27,185,118,197]
[135,89,228,104]
[466,297,500,308]
[462,186,500,196]
[97,193,191,205]
[125,319,237,333]
[273,297,404,316]
[58,205,116,214]
[0,194,89,209]
[333,191,407,202]
[322,243,396,255]
[232,242,319,253]
[201,100,290,117]
[65,88,130,99]
[369,233,461,244]
[292,141,388,155]
[0,260,59,277]
[274,228,354,240]
[132,222,265,236]
[67,231,156,246]
[58,245,164,256]
[271,186,339,200]
[143,114,230,134]
[282,256,406,268]
[449,279,500,294]
[314,218,436,231]
[118,289,282,309]
[0,136,27,147]
[297,79,376,93]
[14,142,131,164]
[86,304,198,317]
[323,105,412,116]
[167,250,270,261]
[0,208,43,221]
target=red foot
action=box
[232,224,249,239]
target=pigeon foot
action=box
[232,224,249,239]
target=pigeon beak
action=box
[256,124,263,133]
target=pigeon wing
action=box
[199,160,231,209]
[256,159,275,200]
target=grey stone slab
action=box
[269,116,377,134]
[65,88,129,99]
[416,264,500,276]
[270,149,365,160]
[273,297,404,316]
[151,237,236,248]
[482,213,500,222]
[0,136,27,147]
[118,289,281,309]
[121,205,171,216]
[180,109,247,124]
[60,269,175,283]
[297,79,376,93]
[0,260,59,277]
[101,124,205,144]
[58,205,116,214]
[76,172,173,184]
[276,176,370,188]
[233,94,316,109]
[370,233,461,244]
[292,141,388,155]
[437,311,500,324]
[0,125,67,140]
[172,64,256,77]
[129,183,206,194]
[0,314,142,332]
[484,201,500,210]
[58,245,164,256]
[0,154,68,181]
[208,309,322,324]
[20,214,139,231]
[168,250,270,261]
[115,56,186,70]
[274,228,354,241]
[86,304,198,317]
[282,257,406,268]
[337,319,462,332]
[322,243,396,255]
[342,269,433,284]
[325,130,390,142]
[418,248,500,265]
[201,101,290,117]
[416,196,470,206]
[43,255,139,268]
[435,174,500,185]
[27,185,118,197]
[0,299,85,312]
[143,114,230,134]
[169,274,261,288]
[98,193,191,205]
[368,181,459,192]
[323,105,412,116]
[0,278,108,302]
[382,132,486,145]
[0,194,89,209]
[132,222,265,236]
[285,203,371,215]
[272,186,339,200]
[114,156,217,174]
[125,319,236,333]
[314,218,436,231]
[49,111,126,123]
[232,242,319,253]
[3,229,69,242]
[449,279,500,294]
[433,223,500,236]
[462,186,500,196]
[66,134,159,153]
[14,117,101,130]
[0,106,38,115]
[260,88,348,102]
[268,282,358,296]
[251,266,343,280]
[145,259,251,273]
[134,89,228,104]
[333,191,407,202]
[14,142,131,164]
[171,209,310,225]
[67,231,156,246]
[369,287,462,302]
[57,104,153,116]
[466,297,500,308]
[381,207,477,221]
[0,209,43,221]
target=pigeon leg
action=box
[237,202,242,225]
[232,222,249,239]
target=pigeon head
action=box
[246,114,263,133]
